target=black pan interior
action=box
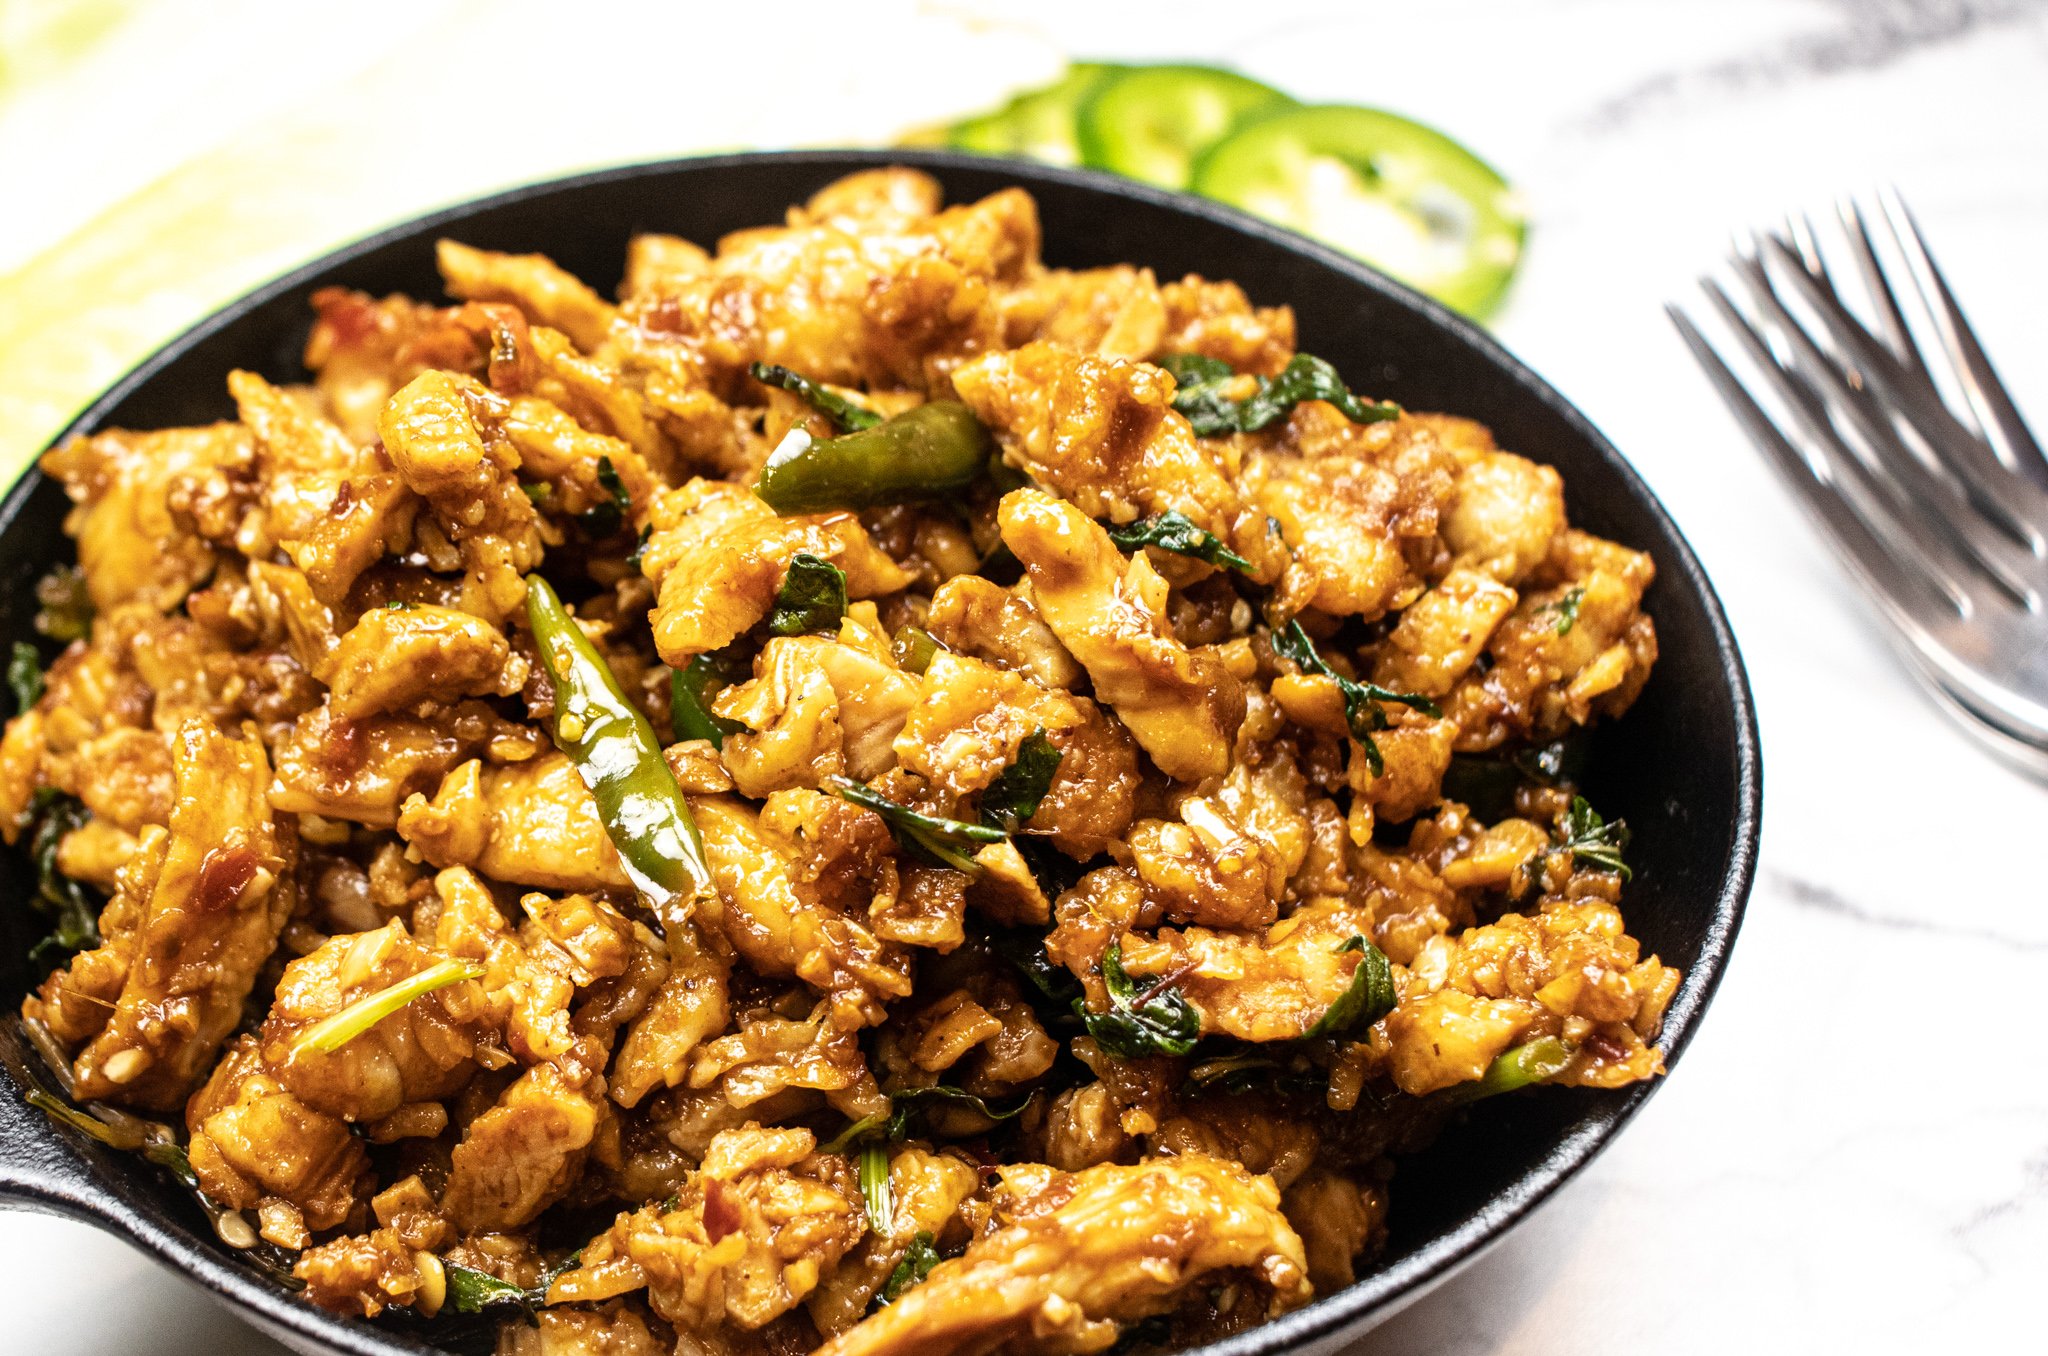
[0,150,1759,1356]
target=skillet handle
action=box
[0,1039,131,1224]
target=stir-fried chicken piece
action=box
[186,1036,370,1237]
[438,239,620,354]
[39,422,250,613]
[441,1060,607,1232]
[398,753,631,894]
[269,704,491,828]
[379,369,546,621]
[317,603,520,719]
[1444,528,1658,751]
[690,796,912,1027]
[46,721,290,1110]
[1247,406,1459,620]
[230,369,420,605]
[641,177,1035,398]
[1149,1096,1321,1192]
[259,919,486,1121]
[1379,898,1678,1094]
[1124,751,1311,929]
[1010,265,1168,360]
[716,622,920,795]
[496,1303,672,1356]
[999,489,1242,782]
[688,1005,884,1119]
[1118,896,1381,1043]
[1441,444,1565,586]
[813,1155,1311,1356]
[550,1127,865,1331]
[296,1225,435,1317]
[1371,565,1518,698]
[611,924,731,1109]
[805,1146,982,1336]
[640,479,914,663]
[892,651,1085,802]
[1281,1170,1387,1293]
[923,574,1082,690]
[1153,275,1296,376]
[955,343,1245,540]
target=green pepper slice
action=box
[1191,104,1526,319]
[526,576,715,932]
[754,401,991,515]
[946,63,1124,167]
[1077,64,1295,189]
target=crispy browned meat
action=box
[813,1155,1311,1356]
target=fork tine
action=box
[1667,299,1963,622]
[1835,197,1925,374]
[1727,251,2046,598]
[1874,186,2048,491]
[1701,271,2014,610]
[1758,233,2048,548]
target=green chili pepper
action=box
[755,402,993,515]
[525,576,716,932]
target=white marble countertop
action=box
[3,1,2044,1351]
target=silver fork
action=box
[1668,188,2048,777]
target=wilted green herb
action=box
[1100,511,1251,573]
[1271,620,1440,776]
[520,482,553,507]
[824,775,1005,874]
[1162,352,1398,437]
[750,362,883,433]
[989,927,1084,1010]
[24,790,99,971]
[289,959,484,1058]
[1079,941,1200,1058]
[26,1089,197,1186]
[34,564,92,643]
[581,457,631,537]
[1545,586,1586,637]
[444,1263,530,1314]
[1181,1053,1324,1097]
[880,1232,941,1303]
[859,1141,894,1232]
[980,730,1063,831]
[8,641,42,714]
[823,1084,1035,1154]
[625,524,653,571]
[768,553,847,636]
[1558,796,1631,881]
[1301,937,1398,1039]
[670,650,747,749]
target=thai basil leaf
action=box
[24,790,99,971]
[1100,510,1251,573]
[34,564,92,643]
[1162,352,1397,437]
[1302,936,1398,1039]
[1558,796,1631,881]
[750,362,883,432]
[581,456,631,538]
[1078,941,1200,1058]
[8,641,42,714]
[880,1231,940,1304]
[671,650,747,749]
[824,775,1005,874]
[980,730,1064,831]
[768,553,847,636]
[1271,620,1440,776]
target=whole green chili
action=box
[755,402,993,514]
[526,575,716,933]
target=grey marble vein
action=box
[1573,0,2048,133]
[1768,868,2048,952]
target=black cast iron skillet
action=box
[0,150,1759,1356]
